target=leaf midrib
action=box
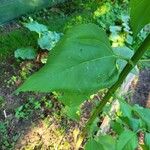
[49,55,117,76]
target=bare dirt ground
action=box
[132,68,150,108]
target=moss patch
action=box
[0,29,37,60]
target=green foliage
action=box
[17,23,120,119]
[38,32,61,51]
[0,29,37,60]
[111,121,124,135]
[85,101,150,150]
[25,20,48,34]
[116,99,150,132]
[0,122,10,148]
[94,1,128,30]
[113,46,134,73]
[62,106,80,120]
[85,135,116,150]
[93,0,133,49]
[130,0,150,36]
[116,130,138,150]
[85,138,100,150]
[89,117,99,135]
[14,47,37,60]
[15,97,40,119]
[14,0,150,148]
[113,47,133,60]
[0,122,17,149]
[15,97,52,119]
[119,100,133,118]
[64,14,94,31]
[108,99,150,149]
[144,132,150,149]
[0,9,69,61]
[133,105,150,131]
[24,20,61,51]
[16,0,150,125]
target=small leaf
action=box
[130,0,150,36]
[133,105,150,131]
[113,47,138,74]
[89,117,99,135]
[111,121,124,135]
[127,118,143,132]
[97,135,116,150]
[14,47,37,60]
[120,117,143,132]
[109,26,122,33]
[113,47,133,60]
[25,21,48,34]
[119,100,133,118]
[85,138,100,150]
[117,130,138,150]
[85,135,116,150]
[38,32,61,51]
[62,105,80,120]
[144,132,150,150]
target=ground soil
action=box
[132,68,150,108]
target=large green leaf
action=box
[117,130,138,150]
[130,0,150,36]
[85,135,116,150]
[17,24,119,114]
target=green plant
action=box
[24,19,62,51]
[6,76,19,87]
[15,97,41,119]
[0,122,9,148]
[0,121,16,149]
[93,0,128,30]
[15,97,52,119]
[84,97,150,150]
[14,19,62,61]
[16,0,150,149]
[14,47,37,60]
[41,96,52,109]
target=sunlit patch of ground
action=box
[15,115,81,150]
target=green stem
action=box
[82,33,150,135]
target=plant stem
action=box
[82,33,150,137]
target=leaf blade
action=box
[130,0,150,36]
[14,47,37,60]
[17,24,119,118]
[117,130,138,150]
[85,135,116,150]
